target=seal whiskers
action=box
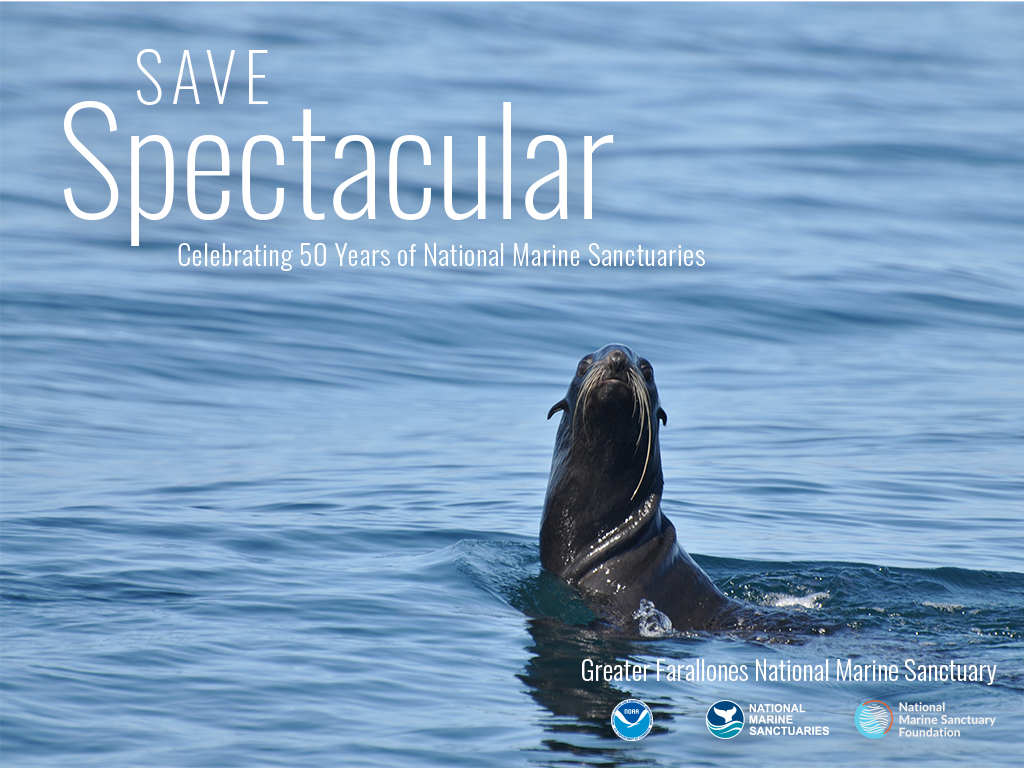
[570,355,654,500]
[624,365,653,500]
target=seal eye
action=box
[640,361,654,382]
[576,357,593,377]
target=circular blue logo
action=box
[611,699,653,741]
[706,700,744,739]
[854,700,893,739]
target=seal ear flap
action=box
[547,400,568,420]
[657,407,668,426]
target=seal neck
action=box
[540,424,665,582]
[559,489,666,583]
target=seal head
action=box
[541,344,733,632]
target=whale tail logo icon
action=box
[706,700,744,739]
[713,706,737,723]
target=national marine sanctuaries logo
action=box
[611,699,653,741]
[706,700,745,739]
[854,700,893,739]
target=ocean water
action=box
[2,3,1023,766]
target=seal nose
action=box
[606,349,628,373]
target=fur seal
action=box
[541,344,737,632]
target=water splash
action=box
[633,598,675,637]
[764,591,829,610]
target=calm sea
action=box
[2,3,1022,766]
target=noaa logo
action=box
[611,699,653,741]
[706,700,744,739]
[854,700,893,739]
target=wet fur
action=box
[541,344,737,632]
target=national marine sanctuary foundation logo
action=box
[706,700,745,739]
[611,699,653,741]
[854,700,893,739]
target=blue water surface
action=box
[2,3,1023,767]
